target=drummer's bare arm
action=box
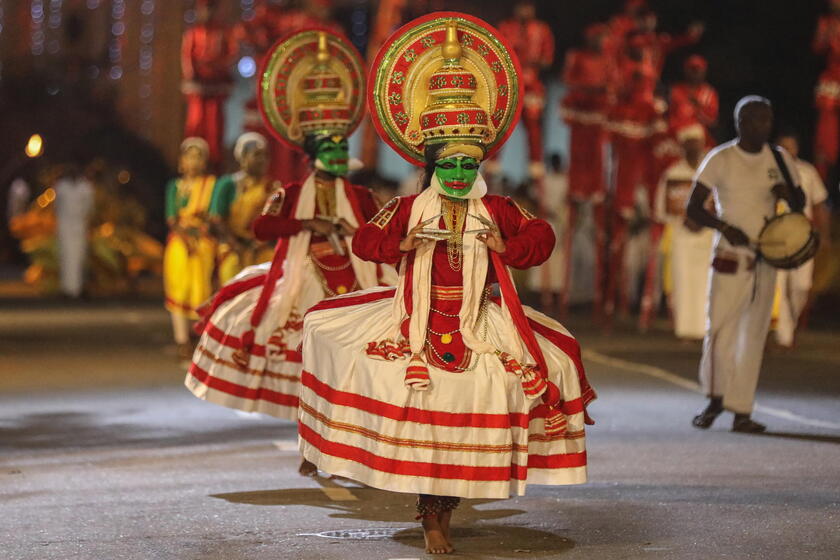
[686,181,749,246]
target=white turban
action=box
[180,137,210,158]
[234,132,268,163]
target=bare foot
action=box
[422,516,453,554]
[438,510,454,549]
[298,458,317,477]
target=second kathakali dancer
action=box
[299,13,596,554]
[185,28,393,475]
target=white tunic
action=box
[693,141,800,413]
[655,158,713,339]
[773,158,829,346]
[55,176,94,297]
[695,141,801,254]
[529,170,569,293]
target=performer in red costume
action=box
[561,23,615,315]
[606,0,648,57]
[669,55,719,146]
[299,14,595,555]
[497,0,555,177]
[181,0,235,169]
[604,31,659,317]
[185,29,394,476]
[813,0,840,179]
[634,10,704,80]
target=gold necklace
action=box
[315,177,337,217]
[442,197,466,272]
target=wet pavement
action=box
[1,301,839,559]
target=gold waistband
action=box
[430,285,463,300]
[310,240,347,258]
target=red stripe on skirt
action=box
[306,287,397,316]
[303,370,527,429]
[188,362,299,408]
[300,423,587,481]
[202,322,304,363]
[204,322,268,356]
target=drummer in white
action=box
[773,130,831,348]
[686,96,806,433]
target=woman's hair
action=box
[420,143,447,189]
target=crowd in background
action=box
[4,0,837,348]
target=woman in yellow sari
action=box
[164,137,217,359]
[210,132,277,284]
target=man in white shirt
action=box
[654,124,714,340]
[686,96,806,433]
[773,131,831,347]
[529,153,569,314]
[55,164,95,298]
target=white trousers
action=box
[671,227,714,340]
[774,261,813,347]
[699,256,777,414]
[57,224,87,297]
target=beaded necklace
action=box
[441,196,467,271]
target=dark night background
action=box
[0,0,834,252]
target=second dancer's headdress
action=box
[258,27,366,150]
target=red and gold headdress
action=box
[368,12,523,166]
[258,27,366,151]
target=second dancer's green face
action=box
[315,135,349,177]
[434,156,479,198]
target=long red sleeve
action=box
[351,185,381,222]
[252,183,304,240]
[352,196,413,264]
[487,196,555,269]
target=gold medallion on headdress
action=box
[368,12,523,166]
[258,27,366,151]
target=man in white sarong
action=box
[55,165,95,298]
[773,131,831,348]
[686,96,806,433]
[654,124,713,340]
[529,153,569,314]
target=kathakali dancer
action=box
[298,14,596,554]
[164,137,217,359]
[210,132,278,284]
[185,28,391,475]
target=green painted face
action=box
[315,135,349,177]
[434,156,480,198]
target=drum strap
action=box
[769,144,806,211]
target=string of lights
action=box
[240,0,255,22]
[46,0,62,55]
[0,1,4,79]
[31,0,45,57]
[139,0,156,121]
[108,0,126,80]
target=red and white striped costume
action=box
[299,187,595,498]
[185,175,389,419]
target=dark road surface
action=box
[1,302,838,559]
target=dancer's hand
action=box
[336,218,357,237]
[399,223,432,252]
[303,218,335,236]
[477,229,506,253]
